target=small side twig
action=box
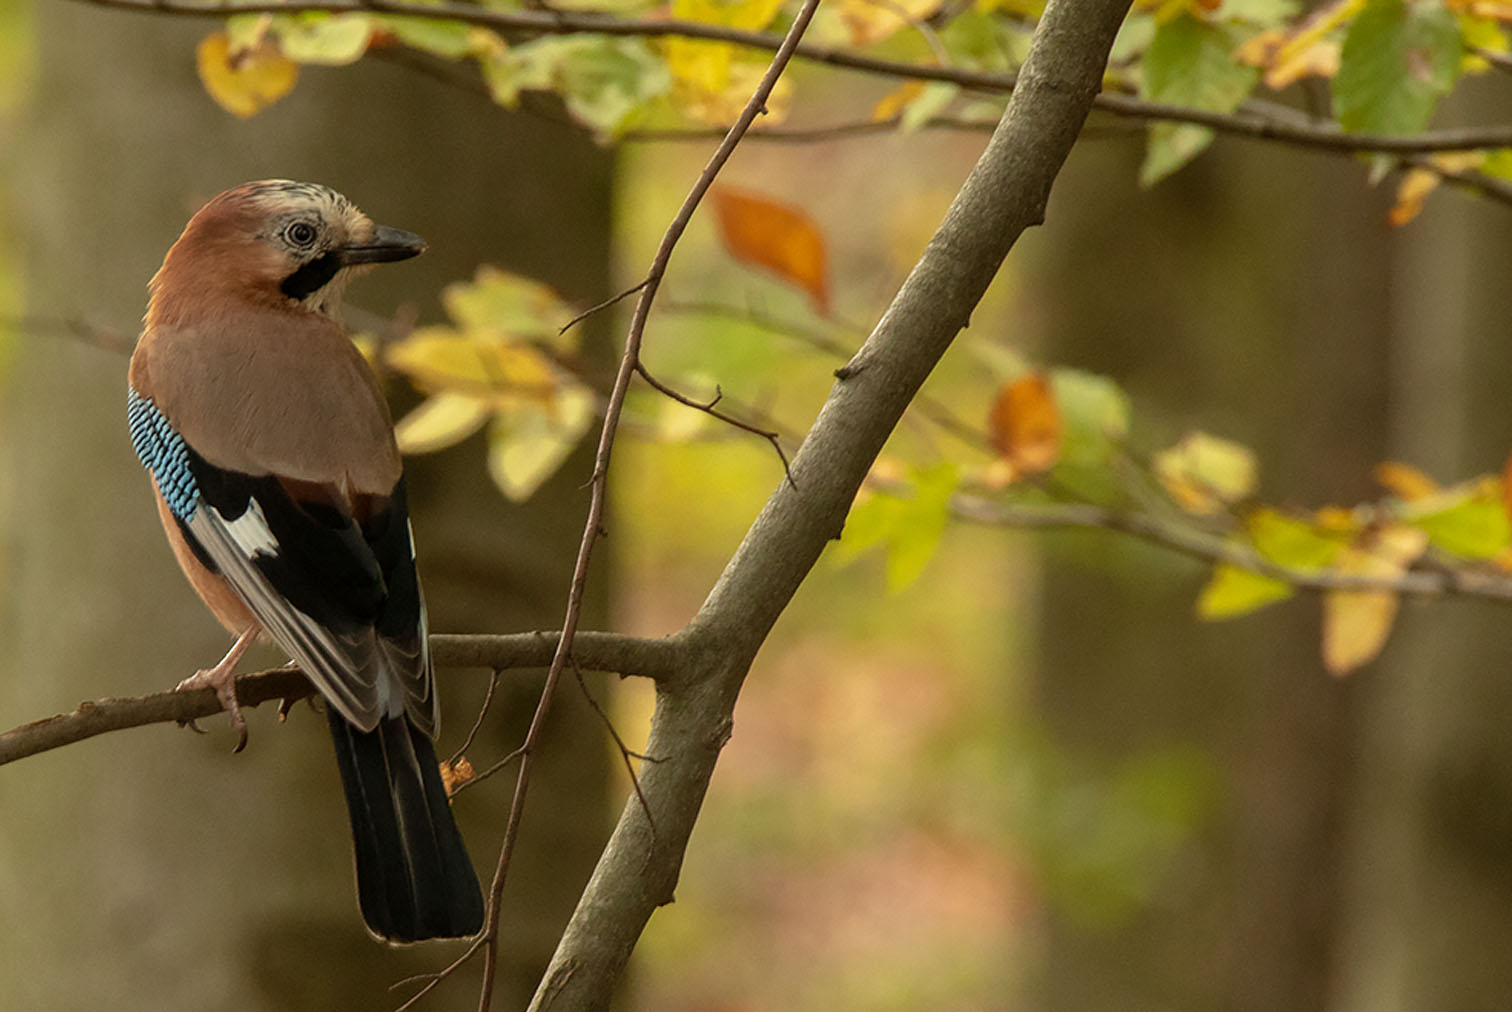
[570,657,658,841]
[635,362,796,487]
[560,279,650,336]
[450,745,526,798]
[391,935,489,1012]
[447,668,501,767]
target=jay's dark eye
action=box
[285,221,319,248]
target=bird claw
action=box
[176,665,249,754]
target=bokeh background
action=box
[3,3,1512,1010]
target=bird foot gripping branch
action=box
[173,626,256,751]
[127,180,482,944]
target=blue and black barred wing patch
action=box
[128,387,199,521]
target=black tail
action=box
[325,709,485,942]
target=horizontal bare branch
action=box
[947,495,1512,602]
[72,0,1512,166]
[0,630,681,768]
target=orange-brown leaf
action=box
[196,32,298,119]
[710,186,830,315]
[988,373,1062,475]
[439,755,476,797]
[1375,460,1439,500]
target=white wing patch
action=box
[186,499,412,732]
[223,499,279,556]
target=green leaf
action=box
[1142,124,1219,188]
[272,12,373,65]
[1110,13,1155,67]
[884,464,959,592]
[1196,562,1294,619]
[938,10,1020,71]
[480,45,557,107]
[377,16,476,59]
[1139,14,1258,185]
[1481,148,1512,180]
[834,464,959,592]
[1052,369,1130,449]
[1334,0,1461,136]
[1048,368,1132,504]
[1247,507,1345,569]
[1401,488,1511,559]
[498,36,671,135]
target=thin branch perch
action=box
[0,630,679,768]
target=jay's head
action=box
[147,180,426,325]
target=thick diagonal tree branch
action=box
[526,1,1133,1007]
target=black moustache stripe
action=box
[280,252,342,300]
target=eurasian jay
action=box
[126,179,485,943]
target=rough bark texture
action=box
[528,1,1134,1007]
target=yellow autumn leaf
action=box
[349,333,379,367]
[1263,39,1340,89]
[1321,524,1428,676]
[1389,153,1484,226]
[1154,431,1258,515]
[1235,0,1359,89]
[664,37,734,99]
[710,186,830,314]
[837,0,944,48]
[872,81,925,122]
[394,391,493,454]
[1389,167,1440,227]
[663,0,786,123]
[385,328,561,400]
[1235,29,1285,68]
[675,61,794,126]
[195,32,298,119]
[987,372,1062,476]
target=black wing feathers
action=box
[187,445,388,633]
[362,481,424,651]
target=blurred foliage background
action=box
[4,1,1512,1010]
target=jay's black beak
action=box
[340,225,427,265]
